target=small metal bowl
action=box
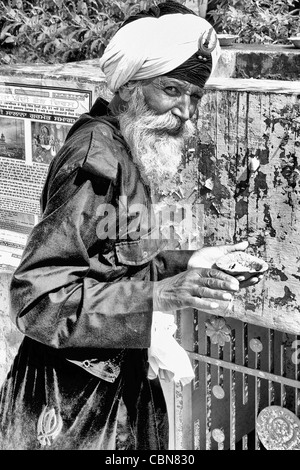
[216,251,268,280]
[217,34,239,46]
[288,36,300,48]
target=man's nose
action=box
[172,95,192,122]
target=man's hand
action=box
[153,267,239,316]
[187,240,264,288]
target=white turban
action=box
[100,13,221,93]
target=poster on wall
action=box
[0,82,93,271]
[0,117,25,160]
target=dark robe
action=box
[0,98,192,450]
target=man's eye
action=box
[192,93,203,101]
[164,86,180,96]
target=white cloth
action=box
[148,311,195,386]
[100,13,221,92]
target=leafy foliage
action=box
[208,0,300,44]
[0,0,156,64]
[0,0,300,65]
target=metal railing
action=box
[172,310,300,450]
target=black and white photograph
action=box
[31,122,71,164]
[0,117,25,161]
[0,0,299,457]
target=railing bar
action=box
[254,347,258,450]
[255,378,259,450]
[243,434,247,450]
[230,369,234,450]
[206,362,211,450]
[187,351,300,389]
[297,340,300,417]
[294,334,299,416]
[280,340,285,407]
[198,313,209,450]
[229,331,235,450]
[244,323,248,406]
[269,329,274,406]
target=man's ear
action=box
[118,85,132,102]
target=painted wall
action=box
[187,77,300,334]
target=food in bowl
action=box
[216,251,268,279]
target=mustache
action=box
[140,110,181,131]
[135,109,196,138]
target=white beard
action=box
[118,85,196,195]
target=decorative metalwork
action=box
[187,350,300,389]
[198,27,217,57]
[249,338,263,353]
[205,316,231,347]
[212,428,225,443]
[256,406,300,450]
[212,385,225,399]
[37,406,63,447]
[180,313,300,450]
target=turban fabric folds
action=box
[166,52,213,90]
[100,13,221,93]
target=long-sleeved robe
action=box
[0,98,192,450]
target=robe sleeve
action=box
[10,123,154,350]
[10,121,193,351]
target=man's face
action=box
[141,76,204,132]
[118,78,202,194]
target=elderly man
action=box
[0,1,262,450]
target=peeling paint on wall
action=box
[191,81,300,334]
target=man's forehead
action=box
[153,76,204,94]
